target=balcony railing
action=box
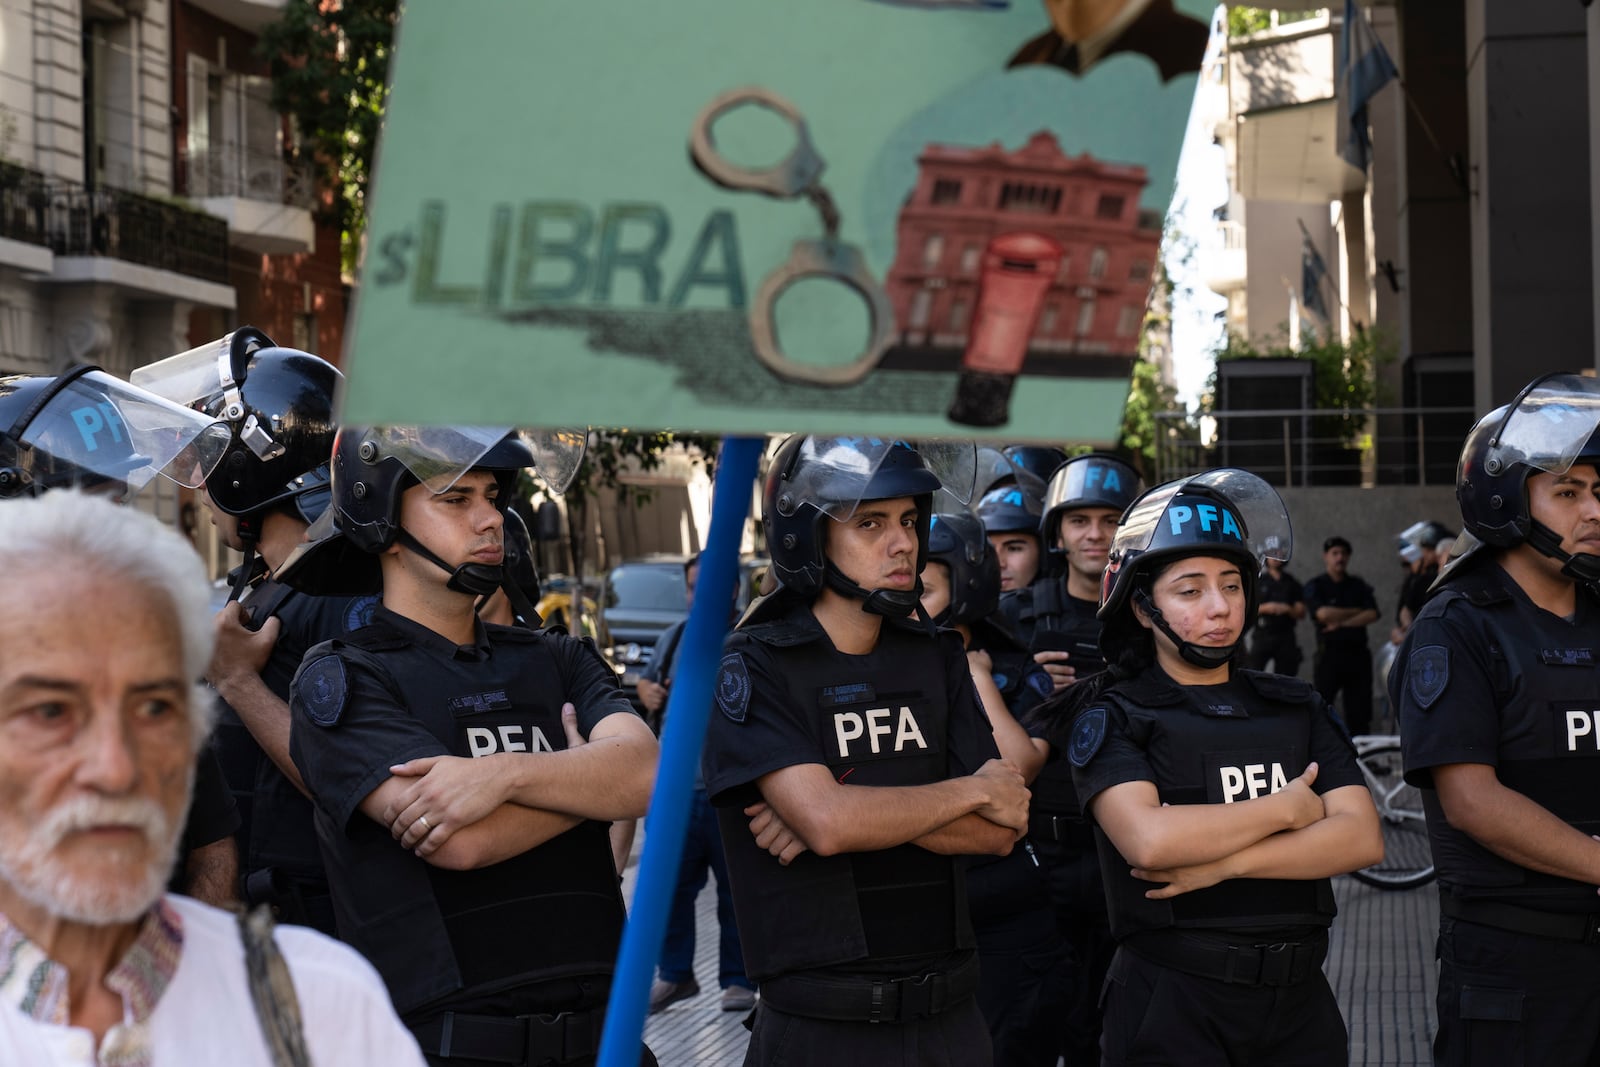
[1154,405,1479,488]
[178,144,317,209]
[0,162,230,286]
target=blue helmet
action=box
[926,511,1001,626]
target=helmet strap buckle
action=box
[240,412,285,462]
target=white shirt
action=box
[0,895,426,1067]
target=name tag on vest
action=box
[820,682,877,708]
[448,690,514,716]
[1540,648,1596,667]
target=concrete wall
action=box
[1267,483,1459,687]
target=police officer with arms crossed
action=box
[703,436,1030,1066]
[283,426,659,1066]
[1013,451,1141,1065]
[1055,469,1381,1066]
[0,365,244,909]
[1392,373,1600,1067]
[922,510,1066,1066]
[135,328,359,934]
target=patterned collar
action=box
[0,900,184,1067]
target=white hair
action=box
[0,491,216,741]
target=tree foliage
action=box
[260,0,398,274]
[1118,232,1197,480]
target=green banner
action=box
[344,0,1213,441]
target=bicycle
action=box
[1348,733,1435,890]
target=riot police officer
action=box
[135,328,359,934]
[0,365,243,905]
[1011,450,1140,1065]
[1392,373,1600,1067]
[976,479,1048,598]
[1058,468,1381,1065]
[702,436,1030,1066]
[923,510,1067,1066]
[282,425,659,1066]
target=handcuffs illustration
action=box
[689,87,896,387]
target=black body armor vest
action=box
[320,622,624,1017]
[717,619,975,982]
[1092,670,1338,939]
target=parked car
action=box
[598,554,772,708]
[598,556,691,706]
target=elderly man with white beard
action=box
[0,491,424,1067]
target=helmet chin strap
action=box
[397,528,505,597]
[822,561,923,619]
[1525,521,1600,584]
[1133,589,1236,670]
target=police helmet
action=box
[973,446,1016,498]
[1040,452,1142,548]
[0,367,229,501]
[132,329,342,525]
[1398,519,1453,552]
[502,507,541,605]
[1456,373,1600,556]
[1002,445,1069,486]
[1098,469,1291,667]
[761,436,976,614]
[975,483,1044,538]
[278,425,585,595]
[926,511,1001,626]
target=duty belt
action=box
[410,1008,603,1065]
[1125,931,1327,987]
[759,955,980,1024]
[1441,893,1600,944]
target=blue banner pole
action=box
[598,435,763,1066]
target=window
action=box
[1088,246,1109,280]
[1116,305,1141,337]
[1096,194,1126,220]
[1075,300,1097,336]
[1039,303,1059,336]
[922,234,945,270]
[909,289,933,328]
[1129,260,1152,283]
[999,182,1063,214]
[949,299,969,332]
[931,178,963,205]
[959,244,980,274]
[186,56,284,200]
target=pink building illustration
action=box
[885,132,1162,363]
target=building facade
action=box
[886,131,1162,364]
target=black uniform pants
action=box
[1033,830,1116,1064]
[1313,644,1372,736]
[741,998,991,1067]
[1099,945,1346,1066]
[1434,916,1600,1067]
[968,850,1073,1067]
[1247,628,1302,678]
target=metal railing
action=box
[178,144,317,209]
[0,162,230,285]
[1154,405,1479,488]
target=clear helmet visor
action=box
[1489,373,1600,476]
[8,370,231,493]
[776,437,976,521]
[129,330,273,411]
[1111,468,1292,566]
[350,426,587,495]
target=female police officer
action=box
[1055,469,1382,1065]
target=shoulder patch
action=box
[715,652,752,723]
[297,655,348,727]
[1026,669,1054,698]
[344,594,379,632]
[1069,706,1108,768]
[1408,645,1450,711]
